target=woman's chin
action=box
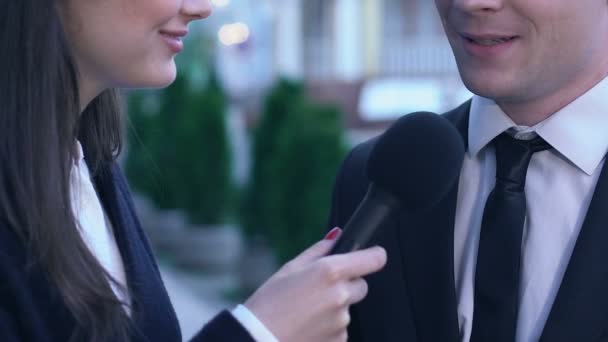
[129,63,177,89]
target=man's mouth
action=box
[467,37,517,46]
[461,33,519,46]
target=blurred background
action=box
[123,0,472,339]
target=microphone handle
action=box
[329,185,400,255]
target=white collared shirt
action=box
[454,77,608,342]
[70,142,131,312]
[69,142,277,341]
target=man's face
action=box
[435,0,608,107]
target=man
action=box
[328,0,608,341]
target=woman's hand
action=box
[244,229,387,342]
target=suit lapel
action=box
[540,157,608,341]
[398,102,470,342]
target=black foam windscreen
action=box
[367,112,465,213]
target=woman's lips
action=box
[160,30,187,54]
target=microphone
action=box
[329,112,465,254]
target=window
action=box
[302,0,334,79]
[384,0,418,38]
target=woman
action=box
[0,0,387,341]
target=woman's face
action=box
[60,0,212,96]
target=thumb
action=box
[288,228,342,267]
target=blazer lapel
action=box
[93,164,147,314]
[540,157,608,341]
[398,102,470,342]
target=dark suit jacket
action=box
[328,101,608,342]
[0,163,255,342]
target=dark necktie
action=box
[470,132,551,342]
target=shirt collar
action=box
[468,76,608,175]
[74,140,85,165]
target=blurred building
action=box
[206,0,474,147]
[272,0,473,141]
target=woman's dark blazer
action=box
[0,163,255,341]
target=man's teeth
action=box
[471,38,513,46]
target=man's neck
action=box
[498,66,608,127]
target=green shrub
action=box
[241,79,304,238]
[268,101,347,262]
[241,79,347,262]
[175,73,232,225]
[125,72,233,226]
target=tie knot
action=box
[493,132,551,191]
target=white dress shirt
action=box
[69,142,278,341]
[70,142,131,309]
[454,77,608,342]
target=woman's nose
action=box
[181,0,213,22]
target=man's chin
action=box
[460,76,520,102]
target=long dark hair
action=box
[1,0,130,340]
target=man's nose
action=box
[453,0,505,14]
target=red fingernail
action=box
[325,227,342,240]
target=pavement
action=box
[159,265,239,341]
